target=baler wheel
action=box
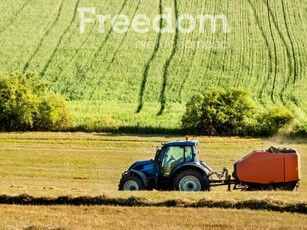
[278,181,299,191]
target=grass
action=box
[0,132,306,200]
[0,194,306,215]
[1,205,306,229]
[0,132,306,228]
[0,0,306,131]
[69,101,186,133]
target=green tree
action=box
[182,88,256,135]
[182,94,204,129]
[0,72,72,131]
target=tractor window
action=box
[194,145,199,162]
[162,146,184,176]
[163,146,184,164]
[185,146,193,162]
[161,146,194,176]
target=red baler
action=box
[232,147,301,190]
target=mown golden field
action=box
[0,133,306,229]
[1,205,306,229]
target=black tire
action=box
[118,173,145,191]
[246,181,298,191]
[173,169,209,191]
[282,181,298,191]
[274,181,298,191]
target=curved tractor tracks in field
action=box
[197,1,217,92]
[178,51,196,98]
[0,1,30,36]
[281,0,298,84]
[247,0,273,105]
[177,44,197,98]
[291,0,305,83]
[265,0,297,105]
[136,0,163,113]
[22,0,65,73]
[178,1,207,98]
[59,24,96,75]
[64,0,128,94]
[280,0,299,105]
[40,0,81,77]
[89,0,141,100]
[157,0,179,116]
[55,0,101,78]
[80,0,128,78]
[216,0,230,87]
[265,0,278,103]
[233,0,247,88]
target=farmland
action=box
[1,205,306,229]
[1,0,307,228]
[0,0,306,130]
[0,133,306,228]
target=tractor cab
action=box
[155,141,199,176]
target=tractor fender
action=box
[170,163,211,181]
[129,170,149,188]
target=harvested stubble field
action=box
[0,132,306,229]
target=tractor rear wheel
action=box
[173,169,209,191]
[118,174,145,191]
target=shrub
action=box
[35,94,72,130]
[258,107,294,136]
[182,88,295,136]
[181,94,204,129]
[290,122,307,137]
[0,72,72,131]
[182,88,256,135]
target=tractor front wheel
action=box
[173,169,208,191]
[118,174,145,191]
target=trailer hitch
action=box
[208,168,236,191]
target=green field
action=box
[0,0,306,130]
[0,133,306,228]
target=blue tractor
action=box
[119,138,214,191]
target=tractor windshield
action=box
[161,145,194,176]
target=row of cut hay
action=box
[0,194,306,214]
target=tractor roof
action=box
[164,140,198,147]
